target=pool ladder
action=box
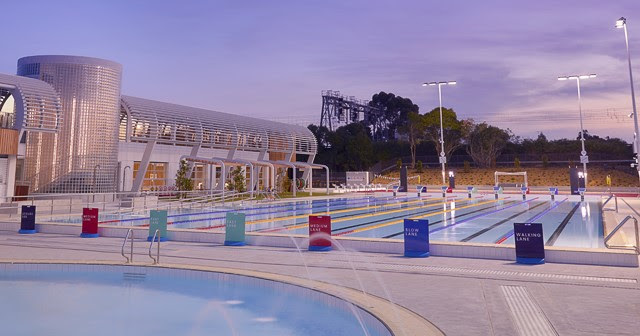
[604,215,640,254]
[602,194,618,213]
[121,229,134,263]
[149,229,161,265]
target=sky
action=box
[2,0,640,140]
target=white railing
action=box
[0,189,250,222]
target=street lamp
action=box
[422,80,457,185]
[615,17,640,175]
[558,74,596,186]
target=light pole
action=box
[558,74,596,186]
[422,80,457,185]
[616,17,640,176]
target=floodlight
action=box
[558,77,568,81]
[616,17,626,29]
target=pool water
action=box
[0,265,390,336]
[53,194,604,249]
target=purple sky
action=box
[2,0,640,140]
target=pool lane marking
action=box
[99,195,395,224]
[382,200,519,238]
[253,197,453,230]
[257,197,462,233]
[329,198,483,233]
[196,196,451,231]
[545,203,581,246]
[494,198,568,244]
[245,196,453,226]
[336,198,503,236]
[167,195,421,228]
[460,199,547,242]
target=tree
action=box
[398,111,426,168]
[175,159,193,195]
[423,107,471,161]
[368,92,419,141]
[228,167,246,192]
[466,123,512,168]
[329,122,374,171]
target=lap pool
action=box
[69,193,604,249]
[0,263,391,336]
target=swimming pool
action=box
[0,263,391,336]
[54,194,605,249]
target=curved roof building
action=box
[0,54,319,196]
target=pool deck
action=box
[0,229,638,335]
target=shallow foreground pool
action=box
[0,264,390,336]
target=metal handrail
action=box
[602,194,618,213]
[604,215,640,254]
[149,229,160,264]
[121,229,133,263]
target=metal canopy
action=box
[121,95,317,155]
[0,73,62,132]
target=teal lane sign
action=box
[148,210,168,242]
[224,212,246,246]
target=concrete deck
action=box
[1,229,638,335]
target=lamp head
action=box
[616,17,626,29]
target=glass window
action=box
[133,161,167,191]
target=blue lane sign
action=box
[578,187,586,193]
[19,205,37,234]
[514,223,545,264]
[404,219,429,257]
[549,187,558,195]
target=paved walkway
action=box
[0,229,638,336]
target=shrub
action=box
[514,157,521,169]
[416,160,423,173]
[396,159,402,171]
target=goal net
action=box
[494,171,528,188]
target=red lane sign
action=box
[81,208,99,238]
[309,215,331,251]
